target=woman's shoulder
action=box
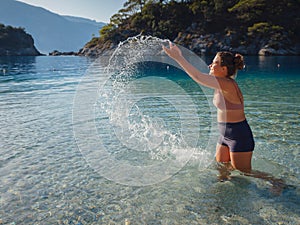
[216,78,237,92]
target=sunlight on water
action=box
[0,49,299,224]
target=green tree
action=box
[87,0,299,54]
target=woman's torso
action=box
[213,81,246,123]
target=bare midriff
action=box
[217,108,246,123]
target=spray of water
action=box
[73,35,216,186]
[97,35,190,161]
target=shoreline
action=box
[1,52,300,57]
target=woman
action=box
[163,42,287,193]
[163,42,254,174]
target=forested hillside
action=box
[80,0,300,56]
[0,24,41,56]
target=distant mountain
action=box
[62,15,105,27]
[0,0,106,53]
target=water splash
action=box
[73,34,214,185]
[96,35,194,161]
[107,35,169,74]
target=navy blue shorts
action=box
[218,120,255,152]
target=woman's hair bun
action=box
[234,54,244,70]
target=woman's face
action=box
[209,55,227,77]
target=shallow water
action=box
[0,54,299,224]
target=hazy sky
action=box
[16,0,127,22]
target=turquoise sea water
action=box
[0,55,299,224]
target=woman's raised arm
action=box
[163,42,232,91]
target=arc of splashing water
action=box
[72,35,217,186]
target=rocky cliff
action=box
[0,24,41,56]
[79,0,300,57]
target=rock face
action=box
[79,30,300,57]
[0,24,41,56]
[173,31,300,56]
[0,47,41,56]
[48,50,78,56]
[78,40,117,57]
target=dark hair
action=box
[217,52,244,77]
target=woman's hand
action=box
[162,41,183,61]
